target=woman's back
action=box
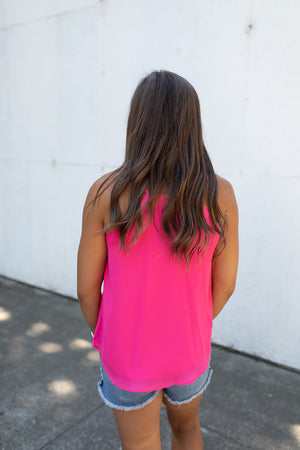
[92,186,219,392]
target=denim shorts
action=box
[97,356,213,411]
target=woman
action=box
[77,70,239,450]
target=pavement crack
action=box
[201,424,257,449]
[39,404,104,449]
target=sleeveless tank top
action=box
[92,189,219,392]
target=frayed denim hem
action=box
[97,381,161,411]
[162,368,213,406]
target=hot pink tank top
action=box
[92,189,219,392]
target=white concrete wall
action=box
[0,1,299,370]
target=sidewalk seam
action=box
[38,404,105,449]
[201,424,257,449]
[211,343,300,375]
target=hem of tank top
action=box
[99,355,212,392]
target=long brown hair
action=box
[90,70,226,266]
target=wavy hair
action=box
[90,70,226,267]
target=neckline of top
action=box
[145,189,168,195]
[144,190,209,212]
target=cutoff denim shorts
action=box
[97,355,213,411]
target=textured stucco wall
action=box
[0,0,299,369]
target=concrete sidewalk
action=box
[0,276,299,450]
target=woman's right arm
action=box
[212,176,239,320]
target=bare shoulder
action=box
[216,175,238,217]
[85,170,117,207]
[82,170,119,228]
[216,174,234,196]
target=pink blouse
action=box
[92,190,219,392]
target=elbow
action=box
[77,287,87,304]
[77,285,102,305]
[226,289,234,301]
[213,279,236,300]
[226,281,236,299]
[77,283,92,303]
[77,291,91,304]
[77,293,84,304]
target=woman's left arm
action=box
[77,178,108,334]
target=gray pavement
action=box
[0,276,299,450]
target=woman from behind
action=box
[77,70,239,449]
